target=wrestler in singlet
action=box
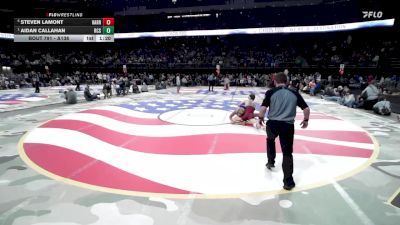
[240,93,256,121]
[240,105,256,121]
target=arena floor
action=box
[0,86,399,225]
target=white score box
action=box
[83,35,96,42]
[95,35,114,42]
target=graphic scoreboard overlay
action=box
[14,18,114,42]
[19,100,378,198]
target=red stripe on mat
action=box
[39,120,373,158]
[24,143,192,194]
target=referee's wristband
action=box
[303,119,309,122]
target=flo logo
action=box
[362,11,383,19]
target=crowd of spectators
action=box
[297,72,399,115]
[1,32,399,116]
[1,63,399,116]
[1,33,396,72]
[0,70,270,90]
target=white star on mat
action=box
[135,107,146,111]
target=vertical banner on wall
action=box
[45,65,50,75]
[339,64,345,76]
[123,65,127,75]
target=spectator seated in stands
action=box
[382,88,392,95]
[357,80,380,110]
[132,82,140,93]
[339,89,356,108]
[103,83,112,99]
[182,76,188,87]
[155,80,166,90]
[289,79,300,92]
[315,82,322,94]
[116,78,126,96]
[84,85,99,101]
[64,88,77,104]
[155,80,162,90]
[301,82,310,93]
[322,86,334,96]
[373,100,391,115]
[161,81,167,89]
[322,85,344,102]
[141,82,149,92]
[309,80,317,96]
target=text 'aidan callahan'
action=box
[19,28,66,34]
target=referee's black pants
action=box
[266,120,295,185]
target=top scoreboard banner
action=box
[13,17,115,42]
[14,18,114,26]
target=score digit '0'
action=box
[103,18,114,26]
